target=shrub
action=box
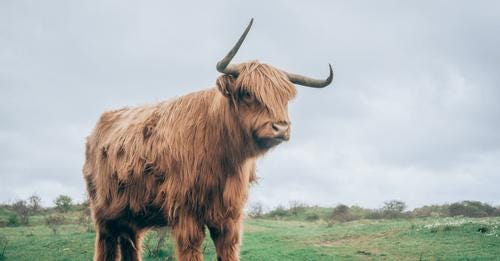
[366,210,384,219]
[78,205,94,233]
[247,202,264,218]
[448,201,496,217]
[54,195,73,213]
[305,213,320,221]
[45,215,65,234]
[382,200,406,219]
[448,203,467,217]
[27,194,42,214]
[267,205,288,218]
[289,201,307,216]
[330,204,354,222]
[6,215,19,227]
[143,227,173,258]
[348,205,372,220]
[11,200,31,225]
[412,204,449,218]
[0,234,7,259]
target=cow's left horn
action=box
[216,18,254,76]
[284,64,334,88]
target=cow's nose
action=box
[272,122,290,137]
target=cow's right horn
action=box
[216,18,253,77]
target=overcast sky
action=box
[1,1,499,210]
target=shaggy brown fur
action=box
[84,61,296,260]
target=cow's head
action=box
[216,19,333,150]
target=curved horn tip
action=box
[216,18,254,74]
[327,63,334,83]
[313,63,334,88]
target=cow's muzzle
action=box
[271,122,290,141]
[255,121,291,149]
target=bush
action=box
[247,202,264,218]
[54,195,73,213]
[305,213,320,221]
[366,210,384,219]
[330,204,354,222]
[289,201,307,216]
[6,215,19,227]
[11,200,31,225]
[448,201,496,217]
[348,205,373,220]
[78,204,94,233]
[382,200,407,219]
[411,204,449,218]
[27,194,42,214]
[45,215,65,234]
[267,205,289,218]
[0,234,7,260]
[143,227,173,258]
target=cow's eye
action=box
[241,90,254,103]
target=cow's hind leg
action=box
[119,228,143,261]
[94,227,119,261]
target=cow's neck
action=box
[209,91,256,171]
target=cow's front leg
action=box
[172,214,205,261]
[208,216,243,261]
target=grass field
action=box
[0,211,499,261]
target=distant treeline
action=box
[0,194,90,229]
[248,200,500,223]
[1,194,499,228]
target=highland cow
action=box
[83,19,333,261]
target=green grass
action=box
[0,215,499,260]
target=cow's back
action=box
[83,89,218,224]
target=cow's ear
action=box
[216,74,235,98]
